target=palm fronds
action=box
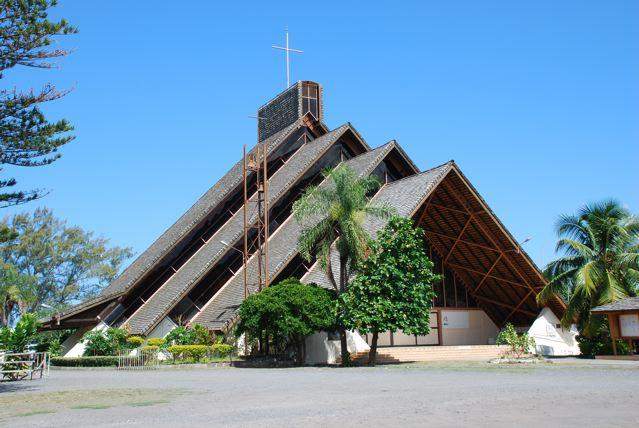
[538,199,639,332]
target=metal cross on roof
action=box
[272,27,303,88]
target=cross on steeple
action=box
[272,27,303,88]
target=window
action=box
[302,83,320,119]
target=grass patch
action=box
[15,410,56,418]
[0,388,184,421]
[71,404,112,410]
[128,399,170,407]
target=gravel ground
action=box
[1,360,638,427]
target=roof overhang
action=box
[412,162,565,326]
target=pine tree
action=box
[0,0,77,207]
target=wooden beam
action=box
[446,262,530,289]
[441,176,539,297]
[471,216,538,296]
[503,290,535,324]
[474,254,503,293]
[444,214,474,263]
[429,202,484,218]
[472,295,536,317]
[423,229,500,254]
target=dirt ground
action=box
[1,360,637,427]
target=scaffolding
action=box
[242,141,270,298]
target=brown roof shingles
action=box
[190,142,401,330]
[124,125,354,334]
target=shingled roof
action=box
[592,297,639,313]
[303,162,453,288]
[190,142,404,330]
[124,124,366,334]
[49,119,310,323]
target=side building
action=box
[42,81,577,361]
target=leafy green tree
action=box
[0,261,37,326]
[293,166,392,365]
[537,200,639,334]
[0,208,132,320]
[0,312,38,351]
[341,217,439,365]
[0,0,78,207]
[164,325,198,346]
[235,278,337,363]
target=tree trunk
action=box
[368,331,379,366]
[338,255,350,366]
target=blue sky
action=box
[3,1,638,268]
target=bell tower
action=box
[257,81,323,141]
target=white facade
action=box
[305,331,370,365]
[527,307,580,356]
[60,321,108,357]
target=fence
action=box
[0,352,49,381]
[117,349,161,370]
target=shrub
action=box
[165,326,197,346]
[126,336,145,348]
[82,330,113,356]
[140,345,159,353]
[192,324,214,345]
[496,323,535,358]
[107,327,129,349]
[166,344,208,362]
[82,327,131,356]
[577,334,630,357]
[146,337,166,347]
[34,330,70,356]
[0,313,39,352]
[51,356,119,367]
[211,343,234,358]
[235,278,337,361]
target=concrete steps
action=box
[349,345,509,364]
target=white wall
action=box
[528,307,580,356]
[441,309,499,346]
[305,331,370,365]
[61,322,108,357]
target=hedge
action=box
[167,345,208,362]
[146,337,166,347]
[51,356,119,367]
[211,343,234,358]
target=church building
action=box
[42,82,578,362]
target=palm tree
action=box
[293,166,393,364]
[537,200,639,334]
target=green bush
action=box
[146,337,166,347]
[165,326,197,346]
[126,335,145,348]
[577,335,630,357]
[81,327,131,356]
[0,313,39,352]
[166,344,208,362]
[140,345,159,353]
[82,330,113,356]
[107,328,129,349]
[211,343,234,358]
[51,356,119,367]
[496,323,535,358]
[192,324,214,345]
[34,330,71,356]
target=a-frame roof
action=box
[125,123,370,334]
[46,116,324,325]
[190,141,415,330]
[301,162,564,327]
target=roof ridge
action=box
[379,160,453,188]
